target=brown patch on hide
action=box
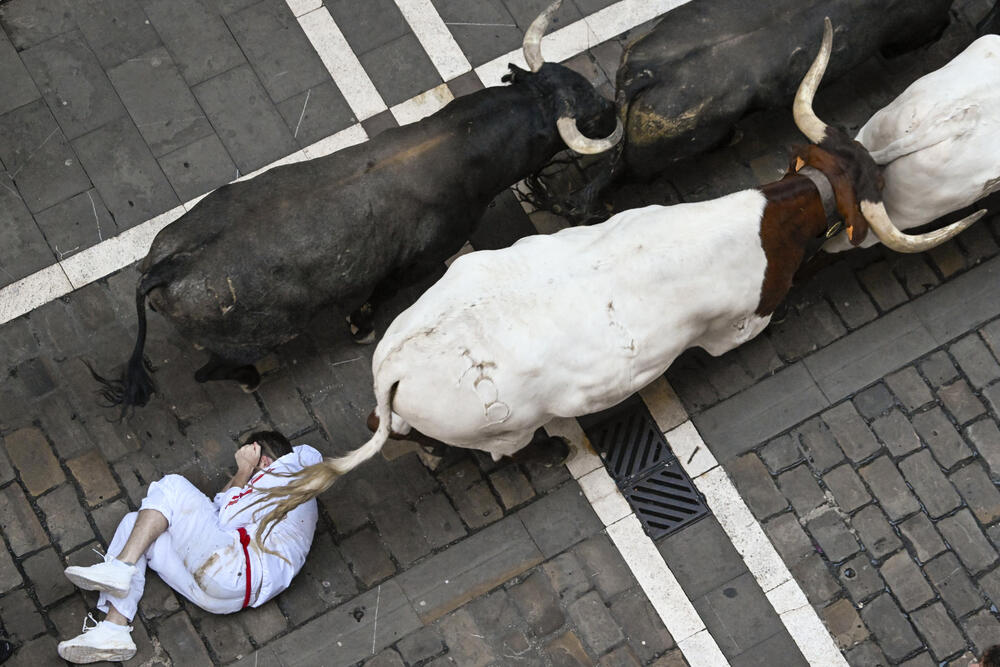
[791,144,870,245]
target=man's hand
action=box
[235,443,261,472]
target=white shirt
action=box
[212,444,322,606]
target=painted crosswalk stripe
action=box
[394,0,472,81]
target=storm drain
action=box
[579,396,709,539]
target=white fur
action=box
[825,35,1000,252]
[372,190,771,458]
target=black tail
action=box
[88,273,164,418]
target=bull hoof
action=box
[542,436,571,468]
[240,380,260,394]
[351,327,376,345]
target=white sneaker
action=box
[57,615,136,664]
[64,559,136,597]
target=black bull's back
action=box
[140,79,574,364]
[617,0,952,178]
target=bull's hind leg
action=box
[194,354,261,393]
[347,302,376,344]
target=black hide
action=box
[616,0,952,179]
[140,64,615,366]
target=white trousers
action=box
[97,475,251,619]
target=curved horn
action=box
[860,201,985,253]
[523,0,563,72]
[793,17,833,144]
[557,116,624,155]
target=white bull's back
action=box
[374,190,770,453]
[826,35,1000,251]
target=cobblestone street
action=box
[1,0,999,665]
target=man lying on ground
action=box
[57,431,322,663]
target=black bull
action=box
[615,0,952,179]
[96,63,616,410]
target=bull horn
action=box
[523,0,563,72]
[557,116,624,154]
[793,17,833,144]
[860,200,986,253]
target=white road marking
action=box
[390,83,454,126]
[547,417,729,666]
[286,0,321,18]
[0,264,74,324]
[393,0,471,81]
[296,5,387,121]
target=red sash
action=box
[237,527,252,609]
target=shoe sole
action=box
[64,569,130,598]
[58,644,136,664]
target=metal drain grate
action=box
[580,397,708,539]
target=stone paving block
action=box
[736,334,783,381]
[0,483,49,555]
[137,570,181,619]
[0,98,92,216]
[776,464,826,516]
[157,132,237,204]
[962,608,1000,655]
[846,640,888,667]
[898,449,961,519]
[435,608,496,667]
[568,588,624,654]
[950,462,1000,525]
[693,572,784,659]
[0,30,39,116]
[852,384,894,420]
[952,333,1000,389]
[226,0,329,103]
[0,191,53,287]
[822,464,871,513]
[0,317,39,368]
[398,515,542,623]
[0,535,21,594]
[238,599,286,645]
[488,464,535,510]
[703,353,755,401]
[885,366,935,411]
[192,607,254,663]
[891,253,939,297]
[937,509,998,574]
[4,425,64,495]
[821,598,868,650]
[0,588,45,643]
[853,504,902,559]
[766,310,819,362]
[919,351,960,388]
[925,551,985,619]
[0,0,75,50]
[108,47,213,158]
[574,534,633,601]
[821,402,881,463]
[729,454,787,519]
[366,649,406,667]
[871,409,921,457]
[859,455,920,521]
[140,0,245,85]
[439,459,503,530]
[983,319,1000,361]
[397,626,446,665]
[978,566,1000,612]
[759,434,802,473]
[880,550,934,612]
[827,272,878,329]
[15,357,57,397]
[650,649,687,667]
[510,569,565,637]
[609,587,675,662]
[694,363,828,459]
[413,490,466,549]
[966,419,1000,477]
[858,260,908,312]
[67,448,120,506]
[23,547,74,606]
[20,31,125,140]
[73,115,180,229]
[803,304,937,404]
[958,221,1000,264]
[801,299,850,348]
[327,0,410,55]
[914,255,1000,345]
[360,33,442,107]
[34,188,119,261]
[793,553,842,607]
[276,79,358,148]
[929,240,967,279]
[371,498,432,567]
[809,507,861,562]
[597,645,640,667]
[898,513,946,564]
[659,517,747,599]
[938,378,986,425]
[73,0,161,68]
[278,531,357,625]
[838,554,884,603]
[339,526,396,587]
[38,483,94,550]
[193,63,299,174]
[762,511,813,565]
[792,417,844,473]
[430,0,522,67]
[519,482,602,559]
[859,593,922,663]
[158,611,213,664]
[912,408,974,470]
[91,498,128,545]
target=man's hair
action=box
[984,645,1000,667]
[242,430,293,462]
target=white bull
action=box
[825,34,1000,251]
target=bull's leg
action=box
[366,410,450,455]
[511,428,570,468]
[193,354,261,393]
[346,302,376,344]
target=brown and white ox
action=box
[252,20,982,542]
